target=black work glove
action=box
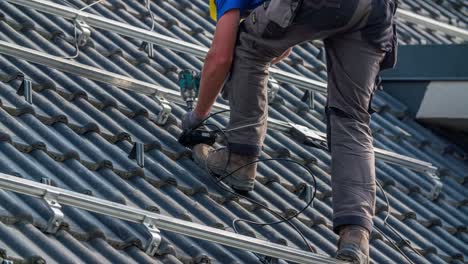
[181,111,206,130]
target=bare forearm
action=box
[193,10,240,117]
[194,55,231,117]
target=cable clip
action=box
[75,18,91,47]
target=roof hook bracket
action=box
[428,173,443,200]
[140,42,155,59]
[267,76,280,104]
[143,216,161,256]
[289,123,328,151]
[129,142,145,168]
[301,90,315,111]
[153,96,172,125]
[43,189,64,234]
[16,76,33,104]
[74,17,92,47]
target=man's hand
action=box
[182,111,207,130]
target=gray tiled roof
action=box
[0,0,467,263]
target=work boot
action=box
[192,144,257,192]
[336,225,370,264]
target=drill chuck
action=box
[186,100,194,112]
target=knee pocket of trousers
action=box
[326,107,373,151]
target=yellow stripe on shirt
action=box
[209,0,217,21]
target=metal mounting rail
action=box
[396,9,468,41]
[4,0,328,94]
[0,173,342,264]
[0,40,442,196]
[5,0,468,99]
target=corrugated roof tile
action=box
[0,0,466,263]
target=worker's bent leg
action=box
[224,0,366,155]
[325,33,384,234]
[223,43,271,156]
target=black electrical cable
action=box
[187,111,318,263]
[201,123,302,263]
[376,180,419,264]
[202,122,317,252]
[188,110,421,264]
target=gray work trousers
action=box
[223,0,396,233]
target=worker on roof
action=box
[183,0,398,263]
[182,0,291,130]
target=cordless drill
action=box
[177,69,217,147]
[178,69,200,111]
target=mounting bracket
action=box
[267,76,280,104]
[75,17,91,47]
[289,122,328,150]
[41,177,51,185]
[128,142,145,168]
[143,216,162,256]
[428,173,443,200]
[153,96,172,125]
[43,190,64,234]
[140,42,155,58]
[16,77,33,104]
[301,90,315,111]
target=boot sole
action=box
[222,176,254,192]
[336,247,369,264]
[193,153,254,192]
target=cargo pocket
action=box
[245,0,302,39]
[380,24,398,70]
[264,0,302,37]
[378,0,399,70]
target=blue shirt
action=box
[212,0,264,21]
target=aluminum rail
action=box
[6,0,208,58]
[0,40,440,177]
[396,9,468,41]
[4,0,328,94]
[305,129,438,175]
[6,0,467,98]
[0,173,342,264]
